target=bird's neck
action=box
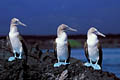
[87,33,98,40]
[87,33,99,46]
[57,31,67,41]
[10,24,18,33]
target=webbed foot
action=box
[61,62,70,65]
[84,62,92,67]
[8,57,15,61]
[54,62,63,67]
[54,62,70,67]
[92,64,101,70]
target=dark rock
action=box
[0,38,119,80]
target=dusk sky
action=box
[0,0,120,35]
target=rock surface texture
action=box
[0,38,119,80]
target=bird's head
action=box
[88,27,105,37]
[11,18,26,27]
[58,24,77,33]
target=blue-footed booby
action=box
[53,24,77,67]
[84,27,105,70]
[7,18,27,61]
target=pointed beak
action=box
[19,21,27,27]
[97,31,106,37]
[67,27,77,32]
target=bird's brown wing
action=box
[97,42,103,67]
[18,35,28,62]
[67,41,71,62]
[6,36,13,51]
[53,40,57,58]
[18,35,28,53]
[84,41,90,62]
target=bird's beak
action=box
[18,21,27,27]
[97,31,106,37]
[67,27,77,32]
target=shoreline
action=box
[1,34,120,48]
[0,37,119,79]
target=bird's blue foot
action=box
[61,62,70,65]
[54,62,70,67]
[18,56,22,59]
[8,57,15,61]
[92,64,101,70]
[54,62,62,67]
[84,62,92,67]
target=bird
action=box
[84,27,105,70]
[53,24,77,67]
[7,18,28,61]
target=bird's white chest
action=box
[88,47,99,61]
[87,34,99,61]
[56,38,68,60]
[9,32,22,51]
[87,34,98,47]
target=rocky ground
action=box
[0,38,119,80]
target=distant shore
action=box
[0,34,120,48]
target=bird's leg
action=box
[90,59,93,65]
[65,60,67,63]
[13,50,17,58]
[84,59,92,67]
[62,60,70,65]
[95,59,98,64]
[18,52,22,59]
[58,58,60,63]
[18,48,22,59]
[92,58,101,70]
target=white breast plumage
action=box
[56,38,68,61]
[87,34,99,61]
[9,32,22,52]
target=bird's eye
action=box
[15,21,18,24]
[64,27,67,30]
[62,26,66,30]
[93,31,97,34]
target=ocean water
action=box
[71,48,120,78]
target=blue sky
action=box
[0,0,120,35]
